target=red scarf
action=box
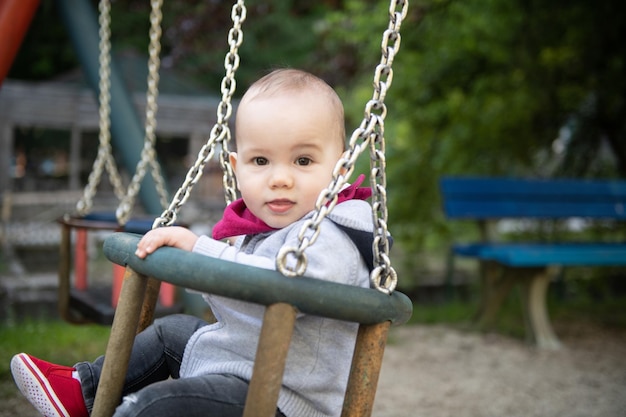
[212,174,372,240]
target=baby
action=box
[12,68,375,417]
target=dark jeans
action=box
[76,314,286,417]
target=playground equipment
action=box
[56,0,178,324]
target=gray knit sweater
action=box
[179,200,372,417]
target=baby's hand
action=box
[135,226,198,259]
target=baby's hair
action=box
[238,68,346,149]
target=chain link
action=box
[277,0,408,294]
[151,1,246,229]
[220,2,247,205]
[76,0,126,216]
[116,0,170,225]
[367,0,407,294]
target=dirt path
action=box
[3,322,625,417]
[374,322,626,417]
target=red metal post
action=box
[113,265,175,308]
[74,228,88,291]
[159,282,175,307]
[0,0,40,86]
[111,263,125,307]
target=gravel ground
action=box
[2,321,625,417]
[373,321,626,417]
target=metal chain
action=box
[76,0,126,216]
[116,0,170,225]
[277,0,408,294]
[151,1,246,229]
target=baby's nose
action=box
[269,166,294,188]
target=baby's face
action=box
[231,91,344,229]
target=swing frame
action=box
[90,0,411,416]
[56,0,175,324]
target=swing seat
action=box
[57,214,184,324]
[90,232,413,417]
[80,212,175,234]
[82,212,155,232]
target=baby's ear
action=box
[229,152,238,172]
[229,152,241,191]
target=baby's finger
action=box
[135,235,155,258]
[135,244,148,258]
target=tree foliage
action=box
[324,0,626,251]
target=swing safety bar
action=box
[104,233,412,325]
[90,232,412,417]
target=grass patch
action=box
[551,294,626,328]
[0,321,110,387]
[407,289,530,340]
[406,280,626,342]
[408,297,477,325]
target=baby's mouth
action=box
[267,199,294,214]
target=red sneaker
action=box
[10,353,88,417]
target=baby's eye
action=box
[296,157,312,166]
[253,157,269,166]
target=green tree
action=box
[325,0,626,252]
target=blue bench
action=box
[440,177,626,349]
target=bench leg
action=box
[476,263,561,350]
[519,267,561,350]
[476,261,516,329]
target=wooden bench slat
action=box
[444,201,626,219]
[441,177,626,196]
[441,177,626,219]
[454,242,626,267]
[3,190,85,206]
